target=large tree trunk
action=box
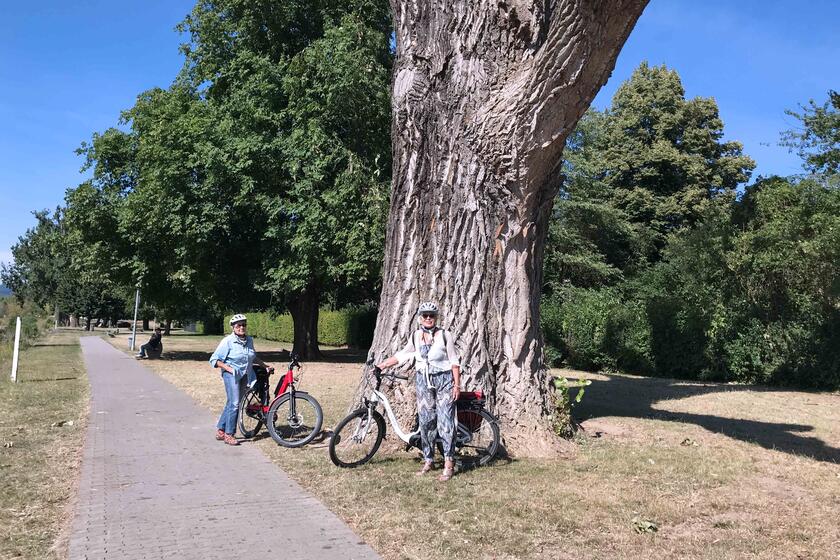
[288,282,321,359]
[366,0,648,456]
[163,319,172,336]
[142,318,150,331]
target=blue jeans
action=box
[216,371,241,435]
[137,343,158,357]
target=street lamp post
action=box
[130,288,140,352]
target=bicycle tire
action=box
[328,408,385,468]
[238,387,264,438]
[439,409,500,466]
[266,392,323,448]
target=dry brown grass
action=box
[0,330,89,560]
[109,331,840,560]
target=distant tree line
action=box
[2,6,837,389]
[542,63,839,389]
[2,0,393,356]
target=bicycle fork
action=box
[352,406,376,442]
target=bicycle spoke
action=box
[329,408,384,467]
[271,397,316,442]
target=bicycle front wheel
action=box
[328,408,385,468]
[455,409,500,466]
[238,387,263,438]
[266,392,323,448]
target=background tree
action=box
[541,75,840,389]
[1,210,67,311]
[781,90,840,175]
[558,63,755,263]
[178,0,393,356]
[1,207,128,330]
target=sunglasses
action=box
[233,322,247,327]
[420,313,437,319]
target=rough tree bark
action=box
[287,281,321,359]
[366,0,648,456]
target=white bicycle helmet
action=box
[417,301,439,315]
[229,313,247,325]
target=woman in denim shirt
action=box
[209,314,273,445]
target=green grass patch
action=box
[0,330,88,560]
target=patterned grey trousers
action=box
[416,370,456,461]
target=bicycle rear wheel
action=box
[238,387,264,438]
[454,409,499,466]
[329,408,385,468]
[266,392,323,448]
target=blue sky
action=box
[1,1,838,267]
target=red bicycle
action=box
[237,352,323,447]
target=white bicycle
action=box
[328,361,500,468]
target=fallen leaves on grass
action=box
[632,516,659,534]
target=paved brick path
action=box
[69,337,380,560]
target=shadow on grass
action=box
[22,377,79,383]
[160,347,367,365]
[575,374,840,464]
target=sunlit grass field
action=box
[0,330,89,560]
[109,331,840,560]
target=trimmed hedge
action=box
[223,307,376,347]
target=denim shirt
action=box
[209,334,257,384]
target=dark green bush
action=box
[603,298,652,374]
[543,287,620,371]
[223,306,376,347]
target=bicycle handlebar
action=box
[372,366,408,381]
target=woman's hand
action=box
[452,385,461,401]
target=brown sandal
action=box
[223,434,240,446]
[416,461,434,476]
[438,465,454,482]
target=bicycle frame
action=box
[366,388,416,444]
[361,369,488,448]
[252,356,300,416]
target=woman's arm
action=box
[209,338,230,369]
[444,330,461,399]
[376,356,399,369]
[377,333,417,369]
[452,365,461,400]
[215,360,236,374]
[253,356,273,370]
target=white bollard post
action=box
[10,316,21,382]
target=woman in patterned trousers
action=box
[376,301,461,481]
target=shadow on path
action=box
[575,374,840,464]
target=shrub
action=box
[542,287,620,371]
[223,306,377,347]
[603,298,652,374]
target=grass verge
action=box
[0,330,88,560]
[112,332,840,560]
